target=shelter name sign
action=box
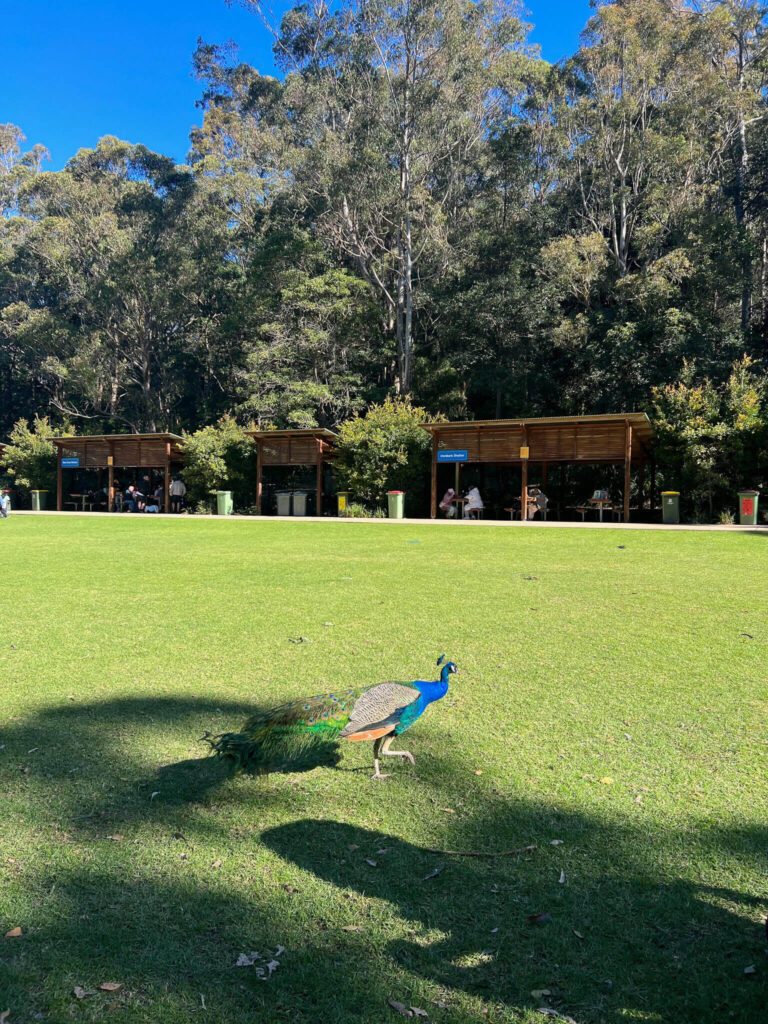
[61,457,80,468]
[437,449,468,463]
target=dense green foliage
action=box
[333,399,435,514]
[1,516,767,1022]
[180,417,258,511]
[2,0,768,516]
[0,416,68,497]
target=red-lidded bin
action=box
[738,490,760,526]
[387,490,405,519]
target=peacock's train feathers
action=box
[203,657,457,776]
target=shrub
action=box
[0,416,70,502]
[333,399,438,517]
[652,357,767,521]
[343,502,387,518]
[181,417,257,510]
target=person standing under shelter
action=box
[169,476,186,513]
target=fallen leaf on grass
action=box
[528,913,552,925]
[150,791,159,800]
[107,835,123,842]
[432,1000,448,1009]
[634,795,643,805]
[572,930,585,939]
[4,928,22,938]
[342,925,362,932]
[531,989,551,999]
[376,848,389,855]
[365,859,378,867]
[347,844,359,851]
[474,770,483,775]
[211,859,222,868]
[388,999,413,1017]
[599,777,614,785]
[441,807,455,814]
[423,865,444,881]
[411,1009,428,1018]
[282,884,299,894]
[288,636,312,644]
[98,983,122,992]
[558,871,565,884]
[0,1009,9,1022]
[550,840,563,846]
[73,987,94,999]
[744,965,756,975]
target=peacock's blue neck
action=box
[415,674,449,706]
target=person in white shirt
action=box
[463,485,484,519]
[169,476,187,513]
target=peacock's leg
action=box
[379,734,415,766]
[370,736,391,780]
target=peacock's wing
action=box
[204,687,362,773]
[338,682,421,740]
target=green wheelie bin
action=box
[661,491,680,525]
[738,490,759,526]
[387,490,405,519]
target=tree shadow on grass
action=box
[1,698,767,1023]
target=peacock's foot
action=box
[370,769,391,781]
[382,749,415,765]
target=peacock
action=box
[204,655,458,780]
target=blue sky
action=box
[1,0,593,170]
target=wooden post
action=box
[316,441,323,517]
[430,434,438,518]
[165,442,171,514]
[521,425,529,520]
[56,446,62,511]
[638,461,646,511]
[624,422,633,522]
[107,441,115,512]
[650,450,657,512]
[256,439,263,515]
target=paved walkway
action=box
[9,510,767,533]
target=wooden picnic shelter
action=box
[422,414,654,522]
[247,429,337,515]
[51,433,185,512]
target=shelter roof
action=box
[246,429,337,440]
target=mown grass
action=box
[0,515,766,1024]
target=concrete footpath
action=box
[8,510,768,533]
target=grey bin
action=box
[30,490,48,512]
[292,491,309,516]
[276,491,292,516]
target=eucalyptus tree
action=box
[195,0,538,394]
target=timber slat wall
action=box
[55,435,185,469]
[428,419,651,465]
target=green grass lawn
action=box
[1,516,766,1024]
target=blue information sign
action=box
[61,457,80,468]
[437,449,468,463]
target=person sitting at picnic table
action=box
[526,485,548,520]
[169,475,186,513]
[463,484,484,519]
[123,485,140,513]
[439,487,457,517]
